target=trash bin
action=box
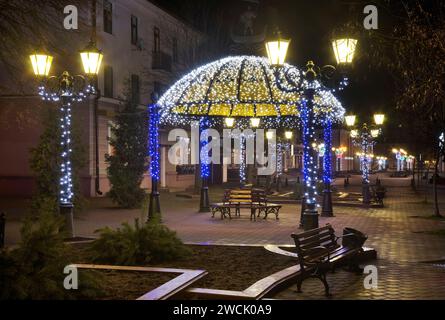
[342,227,367,248]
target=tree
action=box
[106,83,148,208]
[29,105,87,214]
[340,0,445,216]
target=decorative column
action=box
[199,117,210,212]
[301,68,319,230]
[239,134,247,186]
[59,93,74,237]
[321,118,333,217]
[148,102,161,220]
[361,130,371,205]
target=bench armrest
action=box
[334,233,355,243]
[302,245,330,263]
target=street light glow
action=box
[80,42,103,75]
[345,115,356,127]
[29,53,53,76]
[332,38,358,64]
[265,36,291,66]
[374,113,385,125]
[284,131,293,139]
[250,117,260,128]
[224,117,234,127]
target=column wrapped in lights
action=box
[301,90,319,230]
[59,97,74,206]
[239,134,247,185]
[321,117,333,216]
[148,102,161,220]
[199,117,211,212]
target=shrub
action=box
[90,219,190,265]
[29,106,87,214]
[0,211,102,299]
[106,82,148,208]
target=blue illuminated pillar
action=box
[199,117,210,212]
[301,88,319,230]
[148,102,161,220]
[321,117,333,217]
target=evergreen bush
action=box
[0,211,101,299]
[106,84,148,208]
[90,219,190,265]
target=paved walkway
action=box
[3,174,445,299]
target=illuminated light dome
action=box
[158,56,345,125]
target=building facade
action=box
[0,0,203,197]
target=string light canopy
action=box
[158,56,346,127]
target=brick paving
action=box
[3,174,445,299]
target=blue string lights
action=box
[301,96,318,206]
[323,118,332,185]
[148,103,160,182]
[199,117,211,179]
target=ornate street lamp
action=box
[346,113,385,205]
[266,30,357,228]
[29,2,103,237]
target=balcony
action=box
[152,51,172,72]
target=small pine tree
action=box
[106,83,148,208]
[29,105,87,214]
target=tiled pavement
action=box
[3,175,445,299]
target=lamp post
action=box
[199,117,211,212]
[265,31,357,230]
[148,93,161,220]
[345,114,385,205]
[29,44,103,237]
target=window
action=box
[103,0,112,34]
[154,27,160,53]
[103,66,113,98]
[172,37,178,62]
[107,121,116,156]
[131,15,138,45]
[131,74,140,104]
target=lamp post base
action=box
[60,204,74,238]
[148,191,161,221]
[302,205,319,231]
[321,185,334,217]
[199,186,210,212]
[362,183,371,206]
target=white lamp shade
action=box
[345,115,356,127]
[266,131,274,140]
[224,117,235,127]
[332,38,358,64]
[265,38,290,66]
[250,118,260,128]
[30,54,53,76]
[284,131,293,139]
[350,129,358,138]
[373,114,385,125]
[80,50,103,75]
[371,129,380,138]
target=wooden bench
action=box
[291,224,367,296]
[210,189,281,221]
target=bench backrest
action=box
[222,188,267,205]
[291,224,338,271]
